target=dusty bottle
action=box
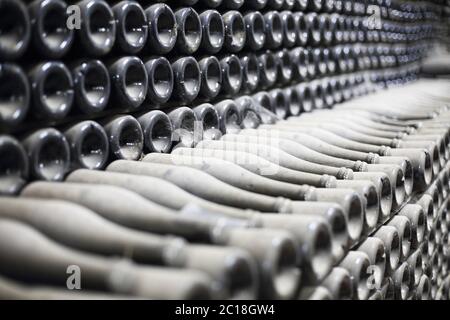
[28,0,74,58]
[112,1,148,54]
[75,0,116,56]
[101,115,143,161]
[250,134,391,215]
[239,53,260,93]
[28,61,74,120]
[309,80,326,109]
[406,249,423,287]
[0,219,213,299]
[199,10,224,54]
[322,79,338,109]
[258,50,278,88]
[296,84,314,112]
[263,11,283,49]
[414,275,431,300]
[175,8,202,55]
[280,11,297,48]
[168,107,198,148]
[68,167,260,228]
[21,128,70,181]
[372,226,400,275]
[3,195,259,299]
[294,12,309,46]
[137,110,173,153]
[143,56,173,105]
[252,91,276,114]
[266,125,409,202]
[290,48,308,81]
[237,95,278,125]
[193,103,223,141]
[172,56,201,103]
[274,123,431,191]
[357,237,386,287]
[0,135,29,195]
[171,146,356,243]
[144,152,349,257]
[192,143,337,188]
[255,127,375,166]
[222,10,246,53]
[67,168,332,284]
[214,99,242,134]
[276,49,293,84]
[419,193,438,230]
[145,152,315,201]
[0,274,137,300]
[321,267,353,299]
[339,251,371,300]
[108,159,296,213]
[283,87,302,117]
[244,12,266,51]
[107,56,148,110]
[64,121,109,170]
[309,48,325,77]
[282,119,398,149]
[393,262,411,300]
[332,14,345,43]
[269,89,289,119]
[71,59,110,115]
[107,159,334,241]
[198,56,222,99]
[193,139,364,232]
[144,3,177,54]
[305,13,321,46]
[25,177,302,299]
[66,170,253,238]
[319,14,334,45]
[220,134,353,179]
[398,204,427,250]
[235,98,261,129]
[0,0,30,60]
[387,216,413,262]
[0,63,30,127]
[220,54,243,95]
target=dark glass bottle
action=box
[0,135,29,195]
[107,56,148,110]
[0,0,31,60]
[28,0,74,58]
[71,59,110,114]
[21,128,71,181]
[0,63,30,127]
[75,0,116,56]
[112,1,148,54]
[171,56,201,104]
[28,61,74,120]
[64,120,109,170]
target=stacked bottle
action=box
[0,0,450,300]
